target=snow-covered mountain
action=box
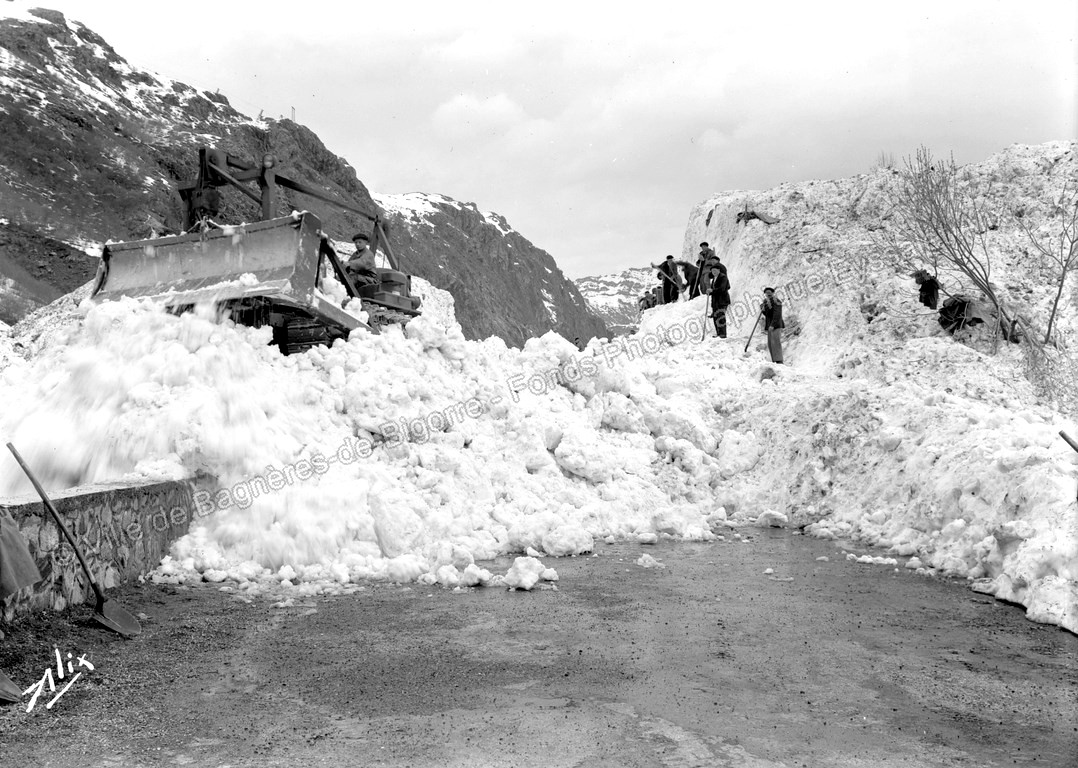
[0,9,608,345]
[375,192,607,347]
[575,266,655,336]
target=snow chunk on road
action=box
[504,556,557,590]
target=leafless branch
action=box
[1015,180,1078,344]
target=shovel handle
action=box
[1061,431,1078,454]
[744,314,762,353]
[6,443,106,604]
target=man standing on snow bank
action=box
[709,264,731,338]
[694,242,719,295]
[653,255,681,304]
[760,287,784,363]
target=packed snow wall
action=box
[675,142,1078,632]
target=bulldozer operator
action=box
[345,232,380,288]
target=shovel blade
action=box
[0,669,23,704]
[96,599,142,637]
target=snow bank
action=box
[677,140,1078,632]
[0,292,729,597]
[0,142,1075,634]
[3,285,1072,630]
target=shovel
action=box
[0,669,22,704]
[6,444,141,637]
[744,314,762,354]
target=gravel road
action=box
[1,530,1075,767]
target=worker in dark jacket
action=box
[344,232,380,288]
[653,255,681,304]
[675,260,700,299]
[709,264,731,337]
[760,287,784,363]
[694,242,718,295]
[913,270,940,309]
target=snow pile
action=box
[0,291,730,596]
[637,553,665,569]
[503,557,558,590]
[0,321,23,376]
[410,276,457,332]
[0,142,1075,633]
[675,140,1078,632]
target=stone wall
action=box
[0,479,203,622]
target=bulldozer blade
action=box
[91,214,323,308]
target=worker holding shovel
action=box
[652,256,683,304]
[760,287,784,364]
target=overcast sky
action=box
[7,0,1077,278]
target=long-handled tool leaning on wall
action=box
[6,444,141,637]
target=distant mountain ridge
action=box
[575,266,657,336]
[0,9,609,345]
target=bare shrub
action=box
[876,147,1023,350]
[873,151,897,171]
[1015,180,1078,345]
[1020,337,1078,416]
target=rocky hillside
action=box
[0,9,608,345]
[574,266,656,336]
[376,193,607,347]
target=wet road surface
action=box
[1,530,1075,767]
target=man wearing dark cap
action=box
[760,287,784,363]
[652,255,681,304]
[344,232,379,288]
[695,242,719,295]
[708,263,731,338]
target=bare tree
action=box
[878,146,1019,348]
[1015,181,1078,345]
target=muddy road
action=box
[1,530,1075,767]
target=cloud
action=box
[15,0,1078,281]
[430,92,533,139]
[432,29,522,65]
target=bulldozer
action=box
[89,147,421,354]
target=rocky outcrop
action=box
[0,10,608,345]
[377,193,608,347]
